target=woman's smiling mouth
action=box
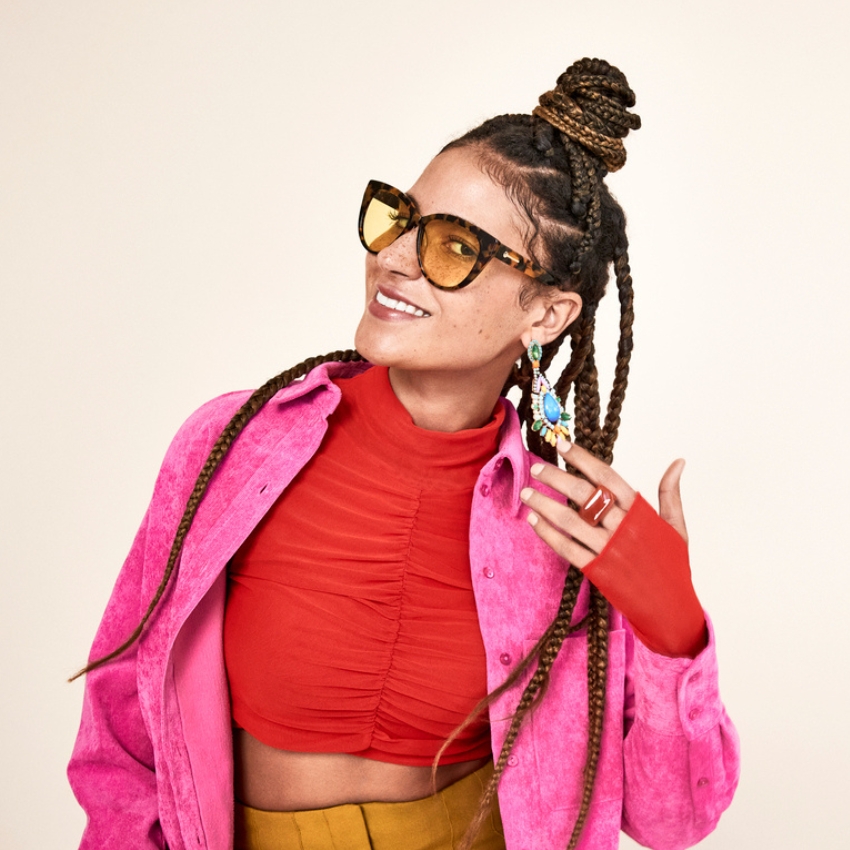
[374,289,431,318]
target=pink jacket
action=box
[69,361,739,850]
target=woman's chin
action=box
[353,312,420,365]
[353,320,397,367]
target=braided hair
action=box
[72,56,640,850]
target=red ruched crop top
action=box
[224,366,505,766]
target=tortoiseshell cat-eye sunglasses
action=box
[358,180,558,291]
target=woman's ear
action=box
[522,291,582,348]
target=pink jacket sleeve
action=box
[67,506,167,849]
[67,395,243,849]
[621,614,740,850]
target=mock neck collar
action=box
[333,365,505,472]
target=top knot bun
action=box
[533,58,641,172]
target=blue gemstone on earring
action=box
[543,392,561,424]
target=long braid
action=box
[601,246,635,463]
[554,314,595,410]
[562,327,611,850]
[568,584,610,849]
[456,563,586,845]
[572,342,602,453]
[70,349,364,681]
[564,145,604,275]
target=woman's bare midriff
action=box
[233,728,491,811]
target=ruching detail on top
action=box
[224,366,504,766]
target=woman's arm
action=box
[68,507,167,849]
[68,392,249,849]
[520,439,740,848]
[620,617,740,849]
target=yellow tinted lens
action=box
[420,219,480,288]
[363,191,411,252]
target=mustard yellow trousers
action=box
[234,762,505,850]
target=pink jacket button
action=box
[483,567,495,579]
[689,708,701,721]
[499,653,512,666]
[479,483,491,497]
[507,755,519,767]
[697,777,709,788]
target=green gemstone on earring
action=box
[531,420,542,432]
[529,341,542,361]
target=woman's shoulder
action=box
[167,390,256,457]
[160,359,368,470]
[142,390,260,501]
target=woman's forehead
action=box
[407,148,531,248]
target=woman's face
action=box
[354,147,580,389]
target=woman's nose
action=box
[376,228,421,279]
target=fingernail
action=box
[520,487,533,502]
[527,512,538,527]
[530,463,544,476]
[557,436,571,452]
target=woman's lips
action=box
[369,287,431,319]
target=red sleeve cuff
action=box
[582,493,706,658]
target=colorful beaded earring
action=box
[528,340,571,446]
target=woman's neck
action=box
[387,367,506,432]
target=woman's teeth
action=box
[376,290,430,317]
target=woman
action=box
[69,59,739,850]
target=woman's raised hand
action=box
[520,439,707,658]
[520,439,688,563]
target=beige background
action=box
[2,1,849,847]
